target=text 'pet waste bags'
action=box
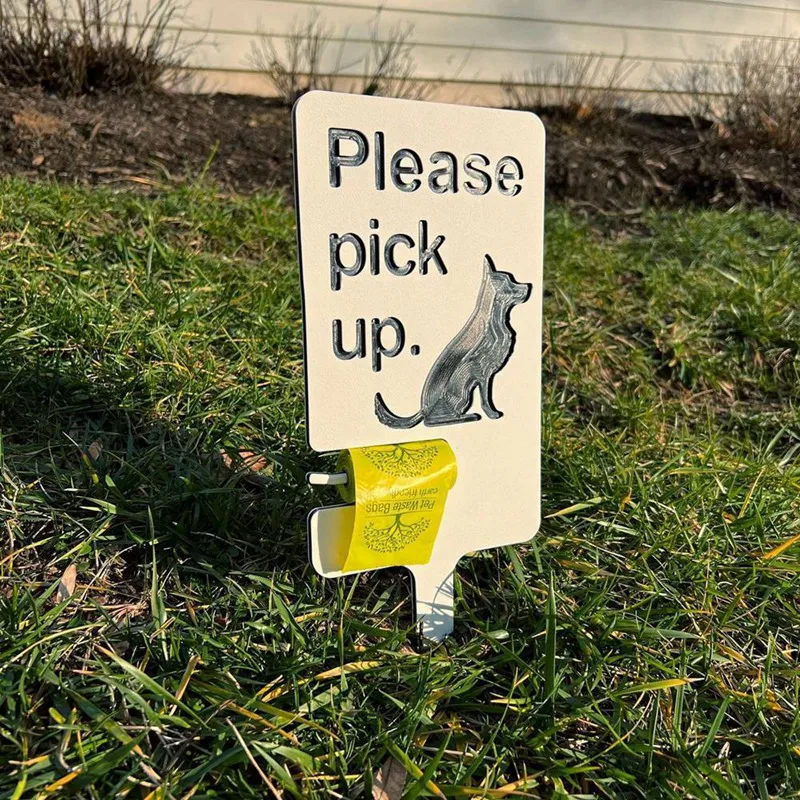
[336,440,457,572]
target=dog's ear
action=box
[483,255,496,274]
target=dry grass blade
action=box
[759,530,800,560]
[12,109,63,137]
[226,719,284,799]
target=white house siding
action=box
[152,0,800,103]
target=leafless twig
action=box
[0,0,192,95]
[503,53,639,121]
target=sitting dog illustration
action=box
[375,255,531,429]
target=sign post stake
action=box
[409,564,455,640]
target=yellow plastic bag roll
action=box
[335,440,458,572]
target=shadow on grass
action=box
[2,366,306,583]
[0,364,418,634]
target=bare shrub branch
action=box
[502,53,639,120]
[249,11,355,103]
[251,10,455,103]
[660,60,720,125]
[355,16,439,100]
[723,37,800,148]
[664,38,800,148]
[0,0,191,95]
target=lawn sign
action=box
[293,91,545,640]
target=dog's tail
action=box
[374,393,424,429]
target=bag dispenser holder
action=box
[307,470,457,641]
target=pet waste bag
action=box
[335,440,457,572]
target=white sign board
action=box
[293,91,544,639]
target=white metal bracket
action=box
[307,479,456,641]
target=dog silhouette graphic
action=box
[375,254,531,429]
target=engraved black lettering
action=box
[418,220,447,275]
[371,317,405,372]
[332,319,365,360]
[374,131,385,190]
[384,234,415,275]
[329,232,365,290]
[428,151,458,194]
[390,149,423,192]
[464,153,492,195]
[369,218,380,275]
[496,156,523,196]
[328,128,368,188]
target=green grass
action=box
[1,177,799,798]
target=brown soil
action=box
[0,89,294,194]
[542,110,799,217]
[1,87,799,217]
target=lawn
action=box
[1,178,799,798]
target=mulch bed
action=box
[0,89,294,195]
[543,110,799,217]
[2,87,800,217]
